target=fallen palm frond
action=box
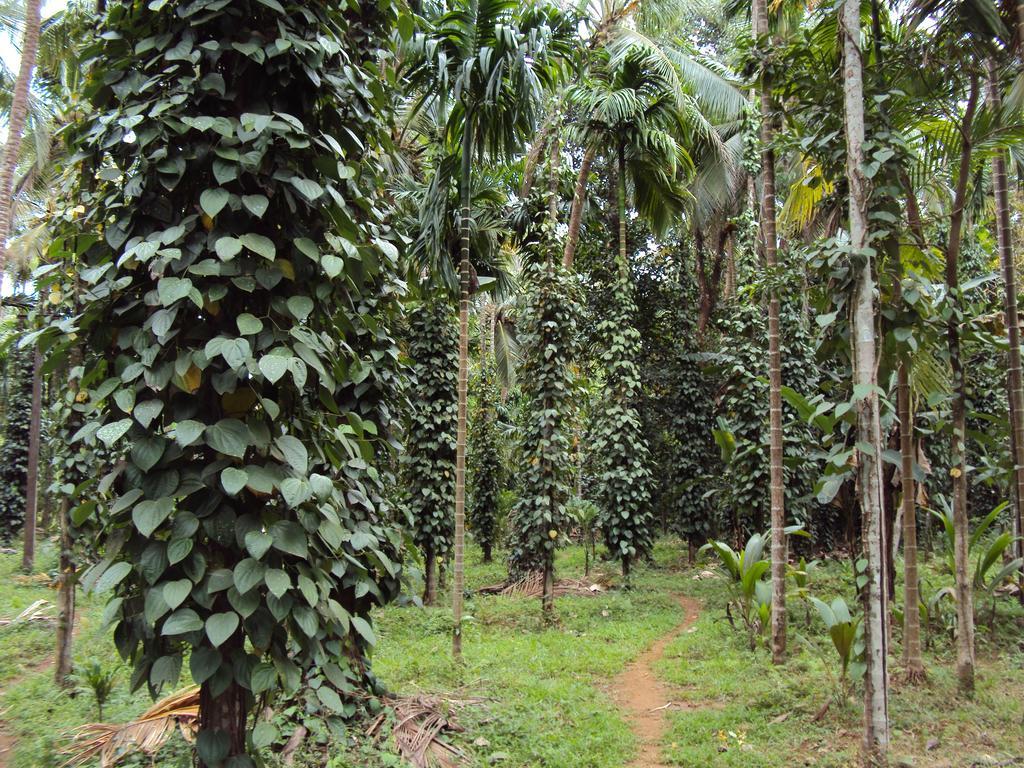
[0,599,55,628]
[477,571,613,598]
[367,694,475,768]
[61,685,198,767]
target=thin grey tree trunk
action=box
[946,74,980,696]
[453,120,472,660]
[563,145,596,270]
[987,61,1024,570]
[0,0,43,271]
[751,0,788,666]
[840,0,889,757]
[21,346,42,572]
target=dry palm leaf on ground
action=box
[0,599,55,628]
[367,694,478,768]
[477,570,613,598]
[61,684,198,767]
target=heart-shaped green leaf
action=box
[221,467,248,496]
[200,188,230,218]
[205,612,239,647]
[163,579,192,610]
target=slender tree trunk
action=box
[55,496,75,686]
[21,346,42,572]
[841,0,889,757]
[899,364,925,680]
[563,145,596,270]
[198,654,247,767]
[520,114,557,200]
[547,135,560,224]
[946,74,980,696]
[452,121,472,660]
[987,61,1024,572]
[0,0,43,271]
[751,0,788,666]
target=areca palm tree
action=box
[0,0,42,274]
[401,0,573,658]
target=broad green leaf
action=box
[270,520,308,558]
[205,612,239,647]
[158,277,193,306]
[287,296,314,322]
[200,188,230,218]
[240,233,276,260]
[275,435,308,474]
[94,561,132,594]
[265,569,290,597]
[215,237,243,261]
[259,355,289,384]
[242,194,269,218]
[221,467,248,496]
[162,608,203,635]
[236,313,264,335]
[206,419,249,458]
[174,419,205,446]
[351,616,376,645]
[97,419,133,447]
[133,497,174,537]
[163,579,192,610]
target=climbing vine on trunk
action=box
[469,366,502,563]
[507,249,578,614]
[0,345,32,542]
[47,2,405,764]
[402,299,457,604]
[591,267,653,584]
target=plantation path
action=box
[609,594,701,768]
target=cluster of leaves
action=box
[590,266,654,578]
[507,251,579,579]
[468,365,503,563]
[0,343,32,541]
[401,299,457,573]
[38,1,407,762]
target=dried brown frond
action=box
[367,694,478,768]
[61,685,199,768]
[0,599,55,627]
[477,571,613,598]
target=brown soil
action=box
[609,595,701,768]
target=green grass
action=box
[1,537,1022,767]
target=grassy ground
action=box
[0,536,1021,767]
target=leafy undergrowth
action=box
[1,537,1022,767]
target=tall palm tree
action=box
[840,0,889,756]
[402,0,573,658]
[0,0,42,274]
[562,0,742,269]
[986,58,1024,579]
[750,0,789,667]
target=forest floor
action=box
[0,538,1022,767]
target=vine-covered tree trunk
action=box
[841,0,889,756]
[0,0,42,271]
[21,346,42,572]
[947,74,980,696]
[987,61,1024,573]
[404,298,457,608]
[55,4,407,762]
[751,0,788,667]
